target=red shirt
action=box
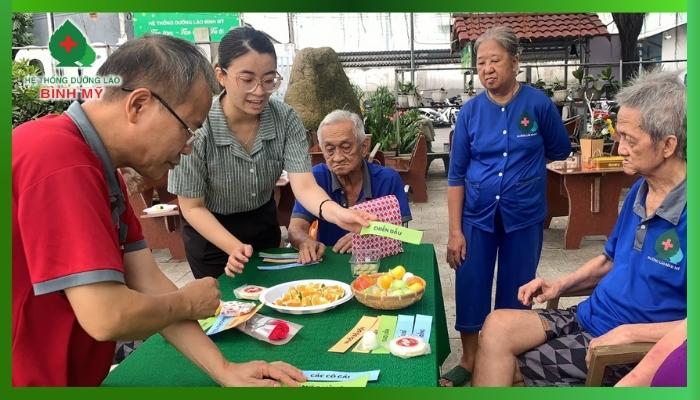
[12,112,145,386]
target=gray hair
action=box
[614,69,687,160]
[474,26,520,59]
[99,34,219,106]
[316,110,366,145]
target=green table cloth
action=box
[103,243,450,387]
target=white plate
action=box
[259,279,353,315]
[143,204,178,215]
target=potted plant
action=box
[579,112,616,165]
[593,66,621,100]
[397,81,418,107]
[572,67,595,100]
[531,78,553,98]
[550,80,568,103]
[461,77,476,103]
[431,87,448,104]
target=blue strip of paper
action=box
[256,261,320,271]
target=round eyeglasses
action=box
[221,68,283,94]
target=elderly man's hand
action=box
[585,326,633,368]
[517,278,565,306]
[332,233,354,254]
[298,239,325,264]
[216,360,306,387]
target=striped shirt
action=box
[168,93,311,214]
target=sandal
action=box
[439,365,472,387]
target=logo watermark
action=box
[27,20,120,101]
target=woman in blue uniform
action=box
[440,26,571,386]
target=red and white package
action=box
[233,284,266,300]
[236,314,303,345]
[351,195,403,258]
[219,301,256,317]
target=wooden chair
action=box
[390,135,428,203]
[563,115,583,151]
[122,172,186,260]
[426,129,453,176]
[546,289,654,386]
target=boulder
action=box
[284,47,361,146]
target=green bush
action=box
[12,60,70,127]
[364,86,421,153]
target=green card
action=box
[360,221,423,244]
[300,376,369,387]
[372,315,398,354]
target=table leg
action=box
[562,173,627,249]
[545,171,568,228]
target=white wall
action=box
[661,24,687,71]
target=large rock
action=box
[284,47,361,145]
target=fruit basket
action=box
[351,272,426,310]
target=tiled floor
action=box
[153,127,615,378]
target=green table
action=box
[103,243,450,387]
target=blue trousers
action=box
[454,212,544,333]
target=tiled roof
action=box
[452,13,609,49]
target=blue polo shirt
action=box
[447,85,571,233]
[577,178,687,337]
[291,161,412,246]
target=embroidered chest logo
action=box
[517,112,539,136]
[654,228,683,264]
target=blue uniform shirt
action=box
[291,161,412,246]
[577,178,687,337]
[448,85,571,233]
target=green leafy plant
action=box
[12,60,70,127]
[551,80,566,91]
[531,79,553,97]
[463,77,475,95]
[364,86,422,153]
[397,81,417,95]
[593,66,621,100]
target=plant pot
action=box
[551,89,568,103]
[407,95,418,107]
[397,94,409,107]
[431,90,447,103]
[580,138,605,165]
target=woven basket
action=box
[351,273,426,310]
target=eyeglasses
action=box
[121,87,199,145]
[220,68,283,93]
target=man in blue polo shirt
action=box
[288,110,411,264]
[470,69,687,386]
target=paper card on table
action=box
[198,316,217,332]
[360,221,423,244]
[258,251,300,259]
[328,316,377,353]
[303,370,380,382]
[262,257,299,264]
[351,318,380,353]
[411,314,433,343]
[205,304,263,336]
[394,314,415,338]
[257,261,320,271]
[371,315,398,354]
[300,376,368,387]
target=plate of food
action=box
[143,203,178,215]
[259,279,353,315]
